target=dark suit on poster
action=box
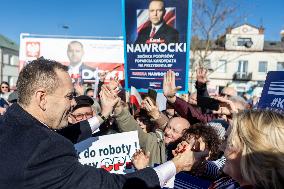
[69,63,97,83]
[0,103,160,189]
[135,22,179,44]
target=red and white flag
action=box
[130,86,142,112]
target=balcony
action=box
[233,72,252,81]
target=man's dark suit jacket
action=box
[58,120,92,144]
[0,103,160,189]
[135,22,179,44]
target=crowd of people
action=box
[0,58,283,189]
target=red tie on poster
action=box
[150,27,156,38]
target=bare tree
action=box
[189,0,242,89]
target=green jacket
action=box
[115,108,166,166]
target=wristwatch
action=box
[98,113,107,121]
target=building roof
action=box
[263,41,284,52]
[191,38,284,52]
[0,34,19,51]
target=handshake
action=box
[132,138,208,173]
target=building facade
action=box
[0,35,19,88]
[190,24,284,97]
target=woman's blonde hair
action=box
[229,110,284,189]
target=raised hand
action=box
[99,85,120,118]
[99,71,108,82]
[73,82,84,96]
[142,97,160,119]
[196,67,208,84]
[131,149,150,170]
[163,70,181,102]
[212,96,238,115]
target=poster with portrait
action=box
[122,0,192,92]
[19,33,124,84]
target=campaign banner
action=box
[258,71,284,112]
[122,0,192,92]
[19,33,124,83]
[75,131,139,174]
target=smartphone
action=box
[197,96,220,111]
[148,88,157,103]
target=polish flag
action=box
[130,86,142,112]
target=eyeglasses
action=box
[71,112,93,121]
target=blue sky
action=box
[0,0,283,44]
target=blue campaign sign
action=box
[258,71,284,111]
[122,0,192,93]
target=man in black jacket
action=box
[0,58,198,189]
[135,0,179,44]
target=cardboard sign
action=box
[75,131,139,174]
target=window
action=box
[8,76,17,87]
[216,60,227,73]
[237,38,253,47]
[277,62,284,71]
[3,54,9,64]
[237,60,249,78]
[238,60,248,73]
[258,61,267,73]
[10,56,19,66]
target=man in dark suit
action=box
[135,0,179,44]
[0,58,198,188]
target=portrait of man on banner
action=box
[67,40,97,83]
[135,0,179,44]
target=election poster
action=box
[122,0,192,92]
[19,33,124,84]
[258,71,284,112]
[75,131,139,174]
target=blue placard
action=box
[258,71,284,112]
[122,0,192,93]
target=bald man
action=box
[115,105,190,166]
[220,87,237,99]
